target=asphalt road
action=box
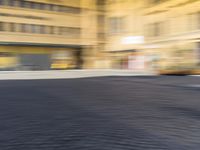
[0,76,200,150]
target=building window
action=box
[49,26,55,34]
[98,15,105,25]
[30,24,36,33]
[57,27,62,35]
[147,22,164,37]
[20,24,29,33]
[38,3,45,10]
[152,0,161,3]
[198,12,200,29]
[71,28,80,38]
[59,6,80,14]
[188,13,200,31]
[33,2,41,9]
[58,27,80,37]
[20,24,25,32]
[109,17,124,34]
[98,33,105,39]
[97,0,105,5]
[1,0,7,5]
[0,0,81,14]
[107,0,117,4]
[19,0,26,8]
[29,2,35,9]
[191,12,200,30]
[0,21,80,37]
[12,0,20,7]
[154,22,161,36]
[39,25,45,34]
[8,23,17,32]
[59,27,67,35]
[0,22,4,31]
[7,0,15,6]
[49,4,55,11]
[52,5,59,11]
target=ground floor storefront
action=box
[145,40,200,74]
[0,45,83,70]
[109,50,148,71]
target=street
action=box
[0,76,200,150]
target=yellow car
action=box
[51,60,74,70]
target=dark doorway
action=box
[75,49,83,69]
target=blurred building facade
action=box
[0,0,99,70]
[1,0,200,71]
[144,0,200,72]
[105,0,146,70]
[105,0,200,72]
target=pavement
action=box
[0,69,154,80]
[0,76,200,150]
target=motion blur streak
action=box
[0,0,199,74]
[1,0,200,150]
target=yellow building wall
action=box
[105,0,145,52]
[0,0,100,46]
[143,0,200,72]
[145,0,200,43]
[0,0,101,69]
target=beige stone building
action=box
[104,0,147,70]
[1,0,200,71]
[144,0,200,71]
[0,0,100,70]
[105,0,200,71]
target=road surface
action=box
[0,76,200,150]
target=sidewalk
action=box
[0,69,155,80]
